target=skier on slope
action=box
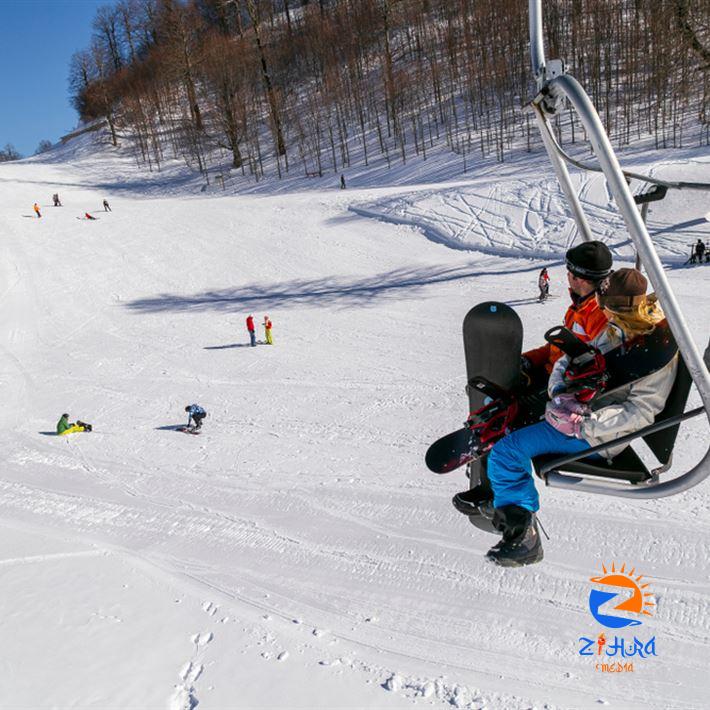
[184,404,207,430]
[103,199,111,212]
[33,203,42,218]
[473,269,678,567]
[521,241,612,390]
[695,239,706,264]
[537,267,550,302]
[263,315,273,345]
[246,314,256,347]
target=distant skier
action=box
[263,315,273,345]
[340,174,346,190]
[537,267,550,302]
[103,199,111,212]
[56,413,92,435]
[521,241,612,389]
[33,203,41,218]
[246,314,256,347]
[52,193,61,207]
[695,239,706,264]
[85,212,97,220]
[474,269,678,567]
[184,404,206,430]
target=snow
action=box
[0,131,709,709]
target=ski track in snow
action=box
[354,159,710,264]
[0,136,709,709]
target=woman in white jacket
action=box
[483,268,678,568]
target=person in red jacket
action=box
[538,267,550,302]
[246,314,256,347]
[522,241,612,389]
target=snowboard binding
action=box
[465,394,519,459]
[562,349,608,402]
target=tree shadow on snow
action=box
[125,262,550,315]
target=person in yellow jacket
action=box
[263,315,273,345]
[33,202,42,218]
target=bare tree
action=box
[34,139,54,155]
[0,143,22,161]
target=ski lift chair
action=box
[532,351,700,486]
[520,0,710,499]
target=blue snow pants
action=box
[487,420,592,512]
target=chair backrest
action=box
[642,354,693,465]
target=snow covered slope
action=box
[0,136,709,709]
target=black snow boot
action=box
[452,485,494,519]
[486,504,543,567]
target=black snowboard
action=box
[425,302,522,475]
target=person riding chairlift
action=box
[463,268,678,568]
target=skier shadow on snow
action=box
[155,424,188,432]
[506,295,560,307]
[124,263,553,314]
[204,343,254,350]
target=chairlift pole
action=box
[528,0,710,499]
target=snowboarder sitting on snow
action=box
[85,212,97,220]
[473,268,678,568]
[56,413,92,435]
[185,404,206,430]
[521,241,612,390]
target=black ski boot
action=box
[452,485,494,519]
[486,504,543,567]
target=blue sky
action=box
[0,0,105,157]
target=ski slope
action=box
[1,137,709,709]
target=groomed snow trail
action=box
[0,143,709,709]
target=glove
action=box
[545,393,589,437]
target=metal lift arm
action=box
[528,0,710,499]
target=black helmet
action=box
[565,240,613,281]
[184,406,190,412]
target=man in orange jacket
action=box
[522,240,613,388]
[451,240,613,520]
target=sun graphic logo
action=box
[588,562,655,629]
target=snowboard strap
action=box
[466,395,519,453]
[545,320,678,400]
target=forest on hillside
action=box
[70,0,710,180]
